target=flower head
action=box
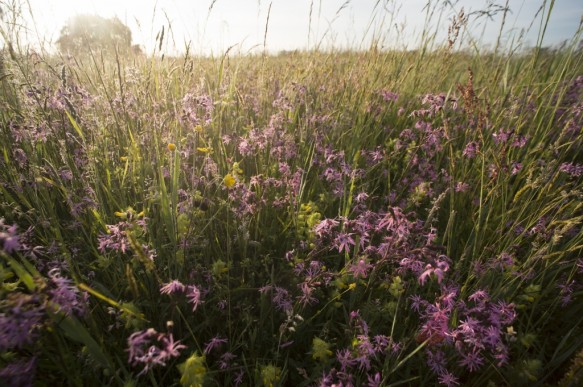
[438,371,460,386]
[0,356,37,386]
[462,141,479,158]
[203,335,228,355]
[418,260,449,285]
[0,219,20,253]
[178,353,207,387]
[0,295,44,351]
[160,280,186,295]
[47,268,88,317]
[127,328,185,376]
[223,173,236,188]
[458,349,484,372]
[260,364,281,387]
[312,337,333,362]
[186,285,203,311]
[348,259,373,279]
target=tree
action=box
[56,14,132,54]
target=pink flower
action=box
[127,328,185,376]
[336,349,357,371]
[438,371,460,386]
[159,333,186,360]
[219,352,236,369]
[313,218,339,238]
[367,372,382,387]
[458,349,484,372]
[418,260,449,285]
[462,141,479,158]
[0,221,20,253]
[203,335,228,354]
[297,282,318,306]
[186,285,203,311]
[334,233,355,254]
[454,182,470,192]
[160,280,185,295]
[348,259,373,279]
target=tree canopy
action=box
[56,14,134,54]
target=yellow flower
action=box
[212,259,229,277]
[312,337,333,362]
[223,173,236,188]
[178,353,206,387]
[348,282,357,290]
[196,147,211,153]
[232,162,243,176]
[114,207,143,220]
[167,143,176,151]
[260,365,281,387]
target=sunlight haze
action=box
[11,0,583,55]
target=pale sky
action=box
[6,0,583,55]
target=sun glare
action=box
[26,0,153,51]
[16,0,583,55]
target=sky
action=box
[5,0,583,55]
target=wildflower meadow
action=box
[1,1,582,386]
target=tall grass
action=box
[1,1,582,386]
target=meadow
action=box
[1,4,583,386]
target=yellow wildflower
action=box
[212,259,229,277]
[167,143,176,151]
[232,162,243,176]
[114,207,143,220]
[260,365,281,387]
[312,337,333,362]
[223,173,236,188]
[178,353,206,387]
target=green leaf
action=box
[66,110,86,142]
[56,313,112,370]
[1,254,36,291]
